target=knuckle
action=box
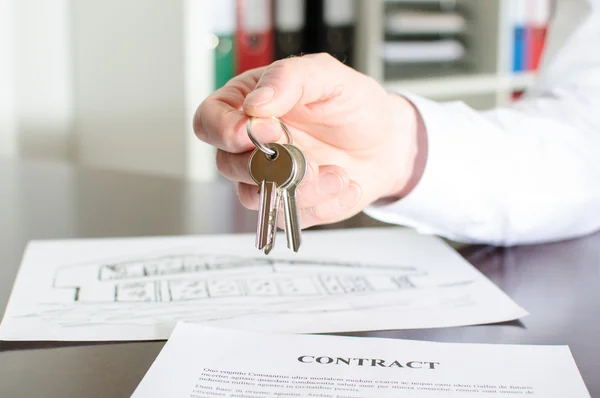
[262,58,297,80]
[360,74,382,95]
[270,58,293,71]
[316,52,335,61]
[311,52,337,65]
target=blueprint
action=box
[0,228,528,341]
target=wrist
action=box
[381,92,428,201]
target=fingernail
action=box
[319,172,344,195]
[338,183,362,208]
[245,86,275,106]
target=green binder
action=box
[214,34,234,90]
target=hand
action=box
[194,53,427,228]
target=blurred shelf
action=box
[384,0,455,3]
[385,73,500,98]
[383,72,537,99]
[507,72,537,90]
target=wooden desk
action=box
[1,158,598,397]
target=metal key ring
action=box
[246,116,293,157]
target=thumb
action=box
[243,53,352,118]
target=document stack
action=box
[383,0,469,80]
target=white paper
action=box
[381,40,465,64]
[386,11,467,35]
[132,323,590,398]
[0,228,527,341]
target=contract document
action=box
[0,228,527,341]
[132,323,590,398]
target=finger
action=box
[237,182,260,211]
[215,150,254,184]
[193,68,282,153]
[243,53,353,118]
[277,181,362,230]
[240,164,351,211]
[294,164,350,208]
[301,183,363,229]
[238,170,361,228]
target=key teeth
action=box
[264,208,278,255]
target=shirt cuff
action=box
[364,93,477,241]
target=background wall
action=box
[0,0,17,157]
[15,0,73,160]
[1,0,73,160]
[0,0,215,179]
[71,0,187,177]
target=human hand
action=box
[194,53,426,228]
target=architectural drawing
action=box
[50,253,442,303]
[0,230,527,340]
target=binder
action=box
[213,0,236,89]
[235,0,274,74]
[321,0,356,66]
[527,0,551,71]
[274,0,306,59]
[510,0,527,73]
[303,0,322,54]
[304,0,356,66]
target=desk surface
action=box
[1,158,599,398]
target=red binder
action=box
[235,0,274,74]
[527,27,547,71]
[526,0,551,71]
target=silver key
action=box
[281,144,306,252]
[249,143,296,254]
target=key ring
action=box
[246,116,293,157]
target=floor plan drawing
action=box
[0,228,528,341]
[52,254,431,303]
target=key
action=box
[281,144,307,252]
[249,143,296,254]
[256,180,278,253]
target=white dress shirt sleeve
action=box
[365,0,600,246]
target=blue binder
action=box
[513,26,527,73]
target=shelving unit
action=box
[385,72,536,100]
[6,1,542,182]
[355,0,537,109]
[179,0,541,180]
[180,0,540,180]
